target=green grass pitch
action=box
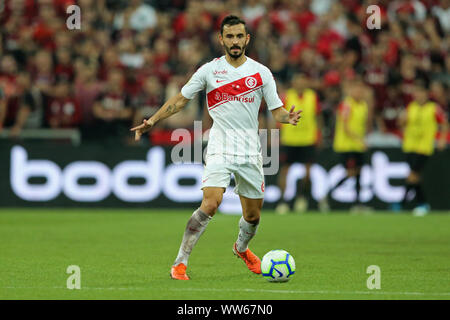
[0,208,449,300]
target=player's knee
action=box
[201,199,221,215]
[243,209,261,224]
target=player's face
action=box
[220,24,250,59]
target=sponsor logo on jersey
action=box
[214,93,255,103]
[207,73,263,110]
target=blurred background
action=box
[0,0,449,211]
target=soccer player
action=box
[396,79,448,215]
[131,15,302,280]
[323,77,371,212]
[275,72,323,214]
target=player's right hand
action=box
[130,119,154,141]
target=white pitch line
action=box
[2,286,450,297]
[168,287,450,296]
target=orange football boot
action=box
[170,263,190,280]
[232,243,261,274]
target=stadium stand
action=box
[0,0,449,147]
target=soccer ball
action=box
[261,249,295,282]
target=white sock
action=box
[236,216,259,253]
[173,208,212,266]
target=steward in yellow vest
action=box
[397,80,448,214]
[333,95,368,153]
[280,87,320,147]
[327,77,371,210]
[402,101,446,156]
[276,73,323,214]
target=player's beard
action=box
[225,43,246,59]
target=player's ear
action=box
[218,33,224,46]
[245,33,250,46]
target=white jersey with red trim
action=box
[181,55,283,158]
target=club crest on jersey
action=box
[245,76,257,89]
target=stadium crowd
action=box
[0,0,449,146]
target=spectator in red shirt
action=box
[0,86,6,133]
[5,71,44,137]
[0,55,19,99]
[32,49,55,98]
[364,45,389,109]
[131,76,164,129]
[172,0,213,41]
[0,55,20,130]
[55,47,74,81]
[46,77,81,128]
[430,80,449,115]
[399,54,418,105]
[92,69,133,144]
[98,48,122,81]
[374,79,404,136]
[32,3,62,50]
[74,62,104,139]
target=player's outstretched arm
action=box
[130,92,190,141]
[271,105,302,126]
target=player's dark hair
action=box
[220,15,249,35]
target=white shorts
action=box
[201,154,265,199]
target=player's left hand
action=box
[288,105,302,126]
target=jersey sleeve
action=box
[181,63,209,100]
[261,67,284,111]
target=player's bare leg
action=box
[171,187,224,280]
[233,196,263,274]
